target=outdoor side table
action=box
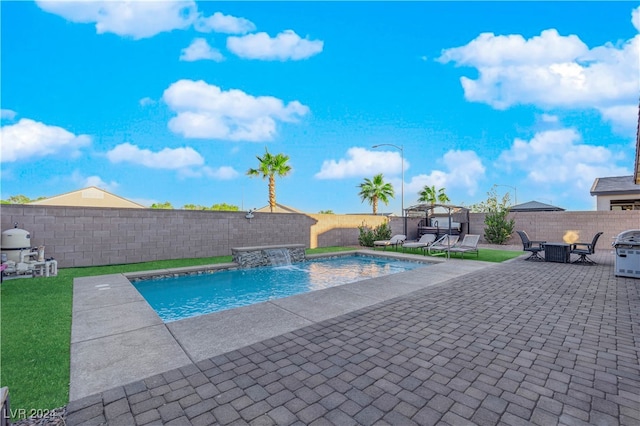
[544,243,570,263]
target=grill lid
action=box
[613,229,640,246]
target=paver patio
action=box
[66,250,639,425]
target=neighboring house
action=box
[254,203,305,213]
[509,201,565,212]
[634,100,639,185]
[28,186,145,209]
[590,176,640,211]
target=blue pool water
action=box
[133,255,428,322]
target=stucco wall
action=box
[595,194,640,211]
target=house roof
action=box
[254,203,305,213]
[635,100,639,185]
[28,186,145,209]
[510,201,565,212]
[590,176,640,196]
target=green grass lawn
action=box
[377,246,523,263]
[0,245,519,419]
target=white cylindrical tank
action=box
[1,226,32,263]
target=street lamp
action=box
[496,184,517,206]
[372,144,405,236]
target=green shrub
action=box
[484,209,515,244]
[358,222,392,247]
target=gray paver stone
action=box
[102,386,126,405]
[212,404,241,424]
[267,406,297,426]
[158,401,185,422]
[104,398,130,420]
[134,408,161,425]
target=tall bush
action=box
[472,185,515,244]
[358,222,392,247]
[484,209,515,244]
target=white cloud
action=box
[0,118,91,163]
[105,142,239,180]
[205,166,238,180]
[180,38,224,62]
[633,6,640,32]
[1,109,16,120]
[439,29,589,68]
[163,79,309,141]
[599,104,638,135]
[195,12,255,34]
[498,129,630,190]
[106,142,204,169]
[85,175,117,190]
[182,165,239,180]
[70,171,119,192]
[227,30,323,61]
[35,0,197,39]
[315,147,408,179]
[405,150,486,199]
[438,25,640,134]
[139,97,155,107]
[540,113,559,123]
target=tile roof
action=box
[590,175,640,195]
[510,200,565,212]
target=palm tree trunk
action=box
[373,196,378,215]
[269,175,276,212]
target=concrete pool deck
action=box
[70,250,491,401]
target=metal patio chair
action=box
[570,232,603,265]
[516,230,546,261]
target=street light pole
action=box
[372,144,405,236]
[496,184,517,206]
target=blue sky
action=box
[1,1,638,213]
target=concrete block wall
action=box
[3,204,637,268]
[469,210,640,247]
[307,214,421,247]
[1,205,315,268]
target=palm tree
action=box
[358,173,395,215]
[418,185,450,216]
[247,148,292,213]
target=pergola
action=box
[405,203,469,237]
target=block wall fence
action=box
[1,204,638,268]
[468,210,640,247]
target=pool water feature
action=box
[133,255,428,322]
[264,248,292,266]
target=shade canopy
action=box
[405,203,467,214]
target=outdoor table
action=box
[544,242,570,263]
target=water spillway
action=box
[231,244,306,268]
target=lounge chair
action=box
[373,234,406,251]
[449,234,480,258]
[402,234,436,253]
[427,234,459,257]
[516,230,546,261]
[570,231,603,265]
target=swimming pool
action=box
[133,254,429,322]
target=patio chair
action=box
[373,234,406,251]
[402,234,436,253]
[570,232,603,265]
[427,234,459,257]
[449,234,481,258]
[516,230,546,261]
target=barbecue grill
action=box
[613,229,640,278]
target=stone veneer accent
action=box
[231,244,306,268]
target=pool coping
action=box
[69,249,502,401]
